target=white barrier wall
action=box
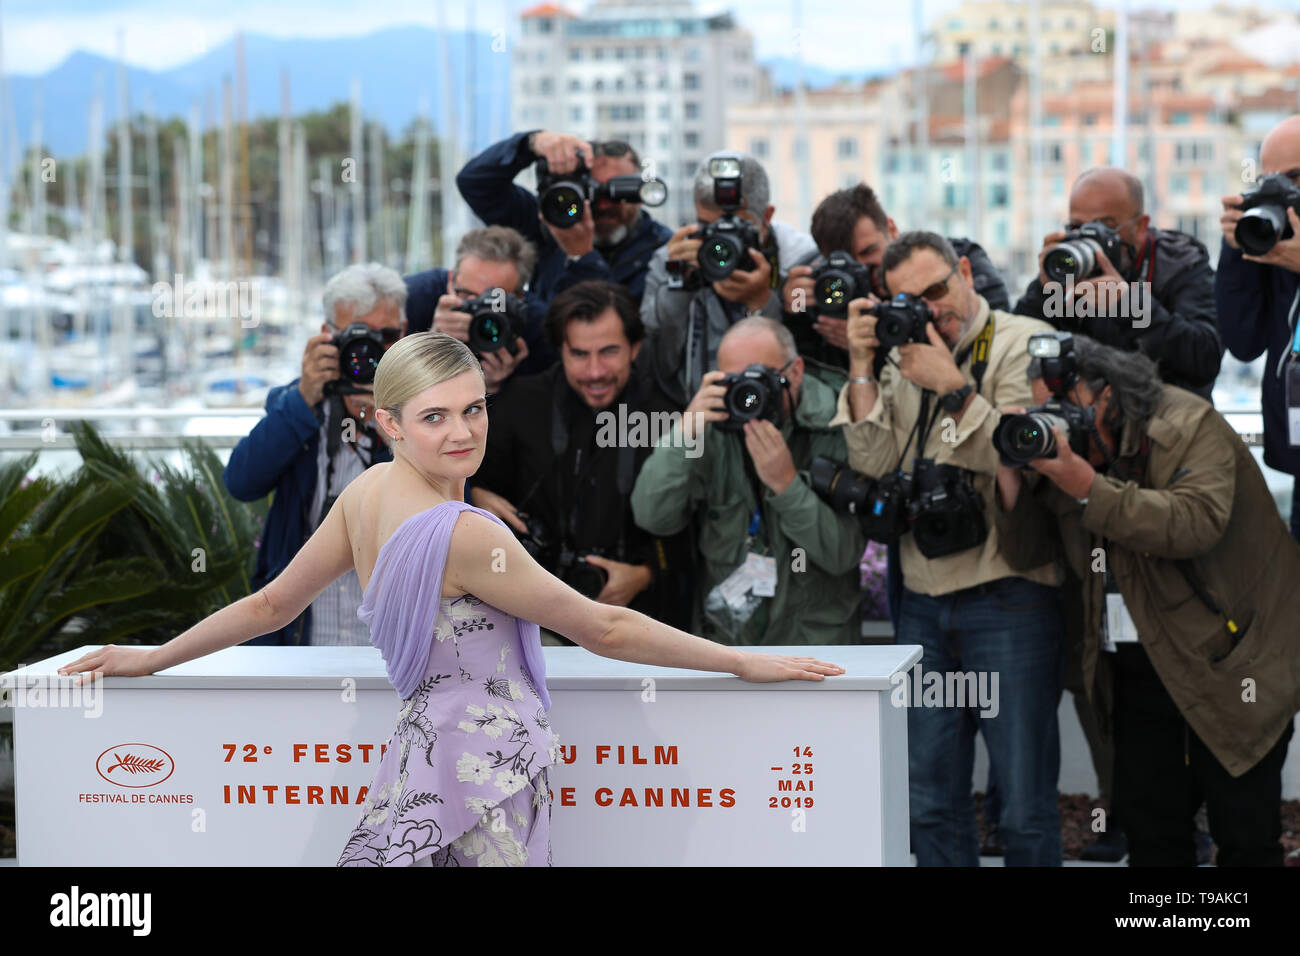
[7,644,920,867]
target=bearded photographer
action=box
[782,182,1010,369]
[469,281,692,637]
[404,225,550,387]
[640,150,818,408]
[223,263,404,646]
[455,130,671,308]
[630,317,864,645]
[1215,114,1300,543]
[1014,167,1222,400]
[832,230,1065,866]
[992,333,1300,866]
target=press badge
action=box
[1105,593,1140,648]
[748,553,778,597]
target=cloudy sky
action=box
[3,0,1298,74]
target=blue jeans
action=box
[899,577,1066,866]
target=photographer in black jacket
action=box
[469,280,692,638]
[1014,167,1223,399]
[455,130,672,311]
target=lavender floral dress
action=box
[337,502,560,867]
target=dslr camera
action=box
[991,331,1097,465]
[514,515,609,599]
[906,458,988,560]
[1234,173,1300,256]
[811,250,878,317]
[460,288,526,355]
[716,363,787,431]
[1042,220,1125,284]
[330,322,400,391]
[695,154,763,283]
[535,154,667,230]
[871,293,933,349]
[810,457,913,543]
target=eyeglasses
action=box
[1065,214,1141,232]
[918,266,958,302]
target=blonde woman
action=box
[59,331,844,867]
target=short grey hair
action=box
[720,316,797,364]
[881,230,959,275]
[322,262,408,326]
[1027,333,1163,432]
[453,225,537,288]
[693,150,770,215]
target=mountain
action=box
[3,26,512,159]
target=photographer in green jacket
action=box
[994,332,1300,866]
[630,317,865,645]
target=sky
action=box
[2,0,1299,75]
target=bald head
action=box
[1072,167,1144,217]
[1260,115,1300,175]
[715,317,804,417]
[1068,166,1149,253]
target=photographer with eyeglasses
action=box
[1013,167,1223,400]
[831,231,1066,866]
[454,130,672,313]
[223,263,405,646]
[630,317,864,646]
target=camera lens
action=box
[815,274,849,309]
[542,184,584,227]
[1043,240,1097,284]
[341,341,382,384]
[707,240,735,269]
[731,383,762,415]
[1236,205,1286,256]
[1015,425,1043,447]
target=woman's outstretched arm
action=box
[58,492,356,682]
[447,512,844,683]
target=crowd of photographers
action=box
[225,113,1300,868]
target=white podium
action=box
[5,643,920,866]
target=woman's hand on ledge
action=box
[58,645,162,685]
[733,653,845,683]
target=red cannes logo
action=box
[96,744,175,788]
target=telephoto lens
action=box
[1041,221,1123,284]
[991,401,1096,466]
[1235,172,1300,255]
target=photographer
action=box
[455,130,672,308]
[993,334,1300,866]
[641,150,818,408]
[630,317,865,645]
[1215,114,1300,542]
[470,280,692,636]
[223,263,404,645]
[1014,167,1223,399]
[833,231,1064,866]
[783,182,1010,369]
[404,225,551,386]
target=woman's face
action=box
[380,369,488,479]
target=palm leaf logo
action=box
[106,752,167,775]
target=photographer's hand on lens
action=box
[712,248,773,311]
[480,337,529,391]
[845,296,881,365]
[468,487,531,535]
[433,294,473,342]
[582,555,652,607]
[529,130,594,174]
[298,324,340,406]
[1219,194,1244,251]
[1025,426,1097,499]
[1036,230,1068,285]
[682,370,729,441]
[897,323,966,394]
[58,645,161,685]
[743,418,797,495]
[542,202,596,258]
[666,223,703,264]
[782,264,815,313]
[1069,245,1129,300]
[1242,205,1300,272]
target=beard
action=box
[595,222,630,248]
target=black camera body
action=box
[811,251,878,318]
[461,288,525,355]
[717,363,786,431]
[1042,220,1125,284]
[331,322,389,389]
[906,458,988,559]
[696,215,762,283]
[992,402,1095,466]
[871,293,933,350]
[535,155,667,230]
[810,457,913,543]
[514,516,609,599]
[1235,173,1300,256]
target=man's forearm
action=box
[847,357,879,421]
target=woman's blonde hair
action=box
[373,332,482,446]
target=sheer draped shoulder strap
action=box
[358,499,551,709]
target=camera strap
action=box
[899,313,995,468]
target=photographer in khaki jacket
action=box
[994,333,1300,867]
[832,231,1064,867]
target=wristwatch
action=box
[939,383,973,412]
